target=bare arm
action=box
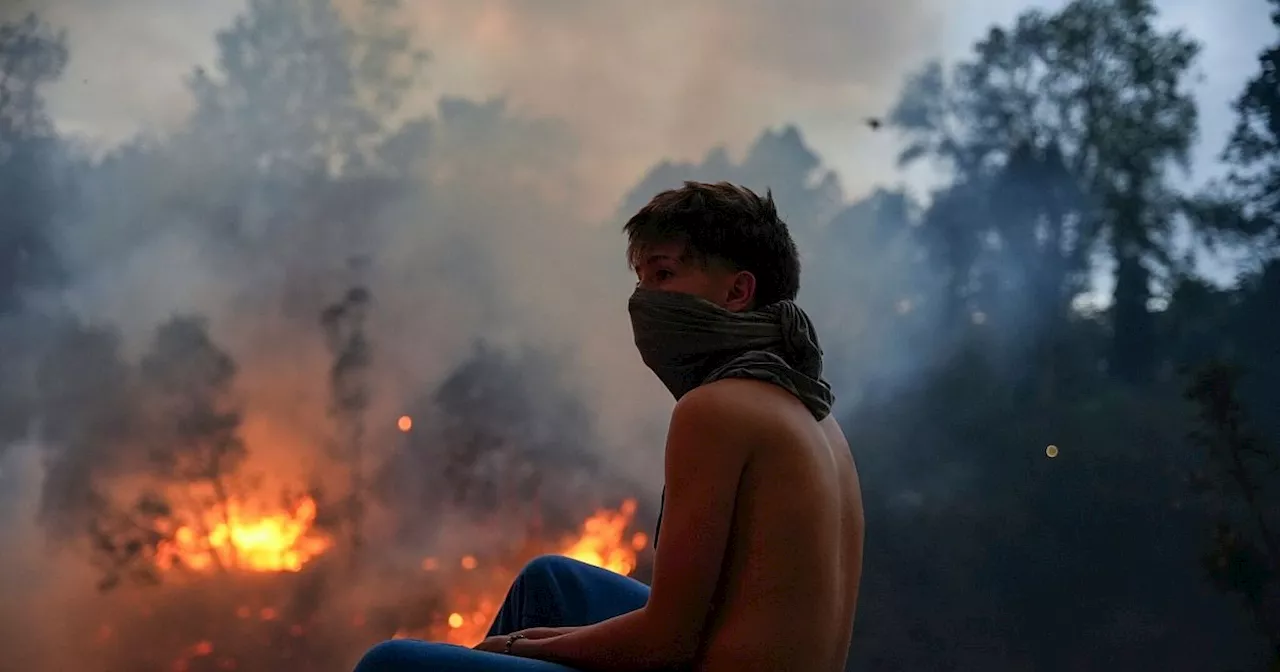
[515,385,751,671]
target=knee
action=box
[351,639,422,672]
[518,554,578,583]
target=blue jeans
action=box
[352,555,652,671]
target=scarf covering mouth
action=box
[628,287,835,548]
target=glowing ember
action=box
[398,415,413,432]
[155,496,333,573]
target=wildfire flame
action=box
[97,496,647,672]
[404,498,647,647]
[560,498,646,576]
[155,496,333,573]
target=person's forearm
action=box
[515,607,697,672]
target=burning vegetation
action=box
[7,277,655,672]
[81,491,648,671]
[397,499,650,647]
[0,3,668,670]
[152,495,332,574]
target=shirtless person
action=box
[353,182,864,672]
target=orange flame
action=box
[560,498,640,576]
[405,498,645,647]
[155,496,333,573]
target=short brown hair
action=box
[623,181,801,306]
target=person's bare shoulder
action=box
[685,378,814,436]
[676,378,775,424]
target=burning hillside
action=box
[1,306,655,672]
[0,4,671,671]
[80,494,649,672]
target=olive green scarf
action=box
[628,288,835,547]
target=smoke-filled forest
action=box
[0,0,1277,670]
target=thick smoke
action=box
[7,0,946,216]
[0,1,1072,671]
[0,3,651,669]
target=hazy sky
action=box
[8,0,1274,215]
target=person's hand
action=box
[473,636,510,654]
[513,627,575,640]
[473,628,571,655]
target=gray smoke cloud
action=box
[0,0,960,492]
[8,0,947,216]
[8,0,1266,670]
[0,1,954,667]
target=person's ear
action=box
[724,271,756,312]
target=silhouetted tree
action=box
[33,320,141,539]
[1201,0,1280,252]
[891,0,1200,384]
[619,126,844,254]
[0,13,68,312]
[1186,361,1280,668]
[320,258,373,562]
[138,315,248,570]
[186,0,422,177]
[378,340,622,552]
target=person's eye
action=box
[655,269,674,281]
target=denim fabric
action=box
[352,555,650,672]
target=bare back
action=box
[697,379,864,672]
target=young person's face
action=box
[632,242,756,312]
